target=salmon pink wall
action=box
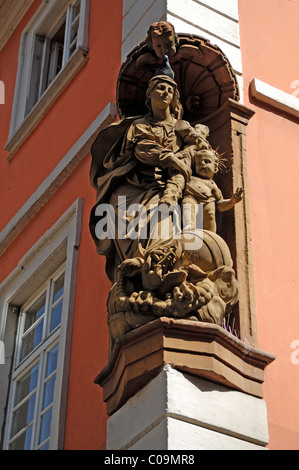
[0,0,123,449]
[238,0,299,450]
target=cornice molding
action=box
[0,0,35,51]
[251,78,299,119]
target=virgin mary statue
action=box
[89,58,239,346]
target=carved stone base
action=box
[95,317,275,417]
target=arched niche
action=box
[117,33,239,124]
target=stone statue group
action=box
[89,22,243,347]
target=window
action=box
[6,0,90,157]
[7,268,65,450]
[25,0,82,117]
[0,199,82,450]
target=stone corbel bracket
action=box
[95,317,275,416]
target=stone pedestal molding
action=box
[95,318,275,450]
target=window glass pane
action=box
[20,320,44,361]
[47,21,66,86]
[14,363,39,406]
[73,0,81,18]
[38,344,58,445]
[25,35,45,116]
[11,393,36,438]
[9,425,32,450]
[11,361,39,441]
[53,273,64,303]
[24,292,46,332]
[42,344,58,410]
[39,408,52,444]
[51,301,63,331]
[51,273,64,330]
[46,343,59,377]
[43,375,56,409]
[69,1,81,56]
[20,293,46,361]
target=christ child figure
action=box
[182,147,244,233]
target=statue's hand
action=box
[232,187,244,204]
[171,156,192,181]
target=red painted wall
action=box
[0,0,123,449]
[238,0,299,450]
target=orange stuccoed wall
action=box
[238,0,299,449]
[1,0,298,451]
[0,0,123,450]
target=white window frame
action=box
[5,0,90,159]
[8,266,65,450]
[0,199,83,450]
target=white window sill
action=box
[5,46,88,160]
[250,78,299,119]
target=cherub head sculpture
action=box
[146,21,178,59]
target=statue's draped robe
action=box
[89,115,187,282]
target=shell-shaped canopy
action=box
[117,33,239,125]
